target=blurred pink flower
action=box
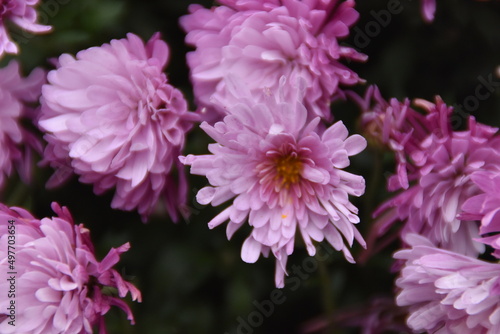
[181,77,366,287]
[0,202,141,334]
[0,60,44,190]
[395,234,500,334]
[355,87,500,257]
[421,0,436,22]
[180,0,366,122]
[0,0,51,56]
[38,33,199,222]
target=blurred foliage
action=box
[2,0,500,333]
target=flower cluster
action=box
[25,0,367,293]
[0,0,491,332]
[358,85,500,333]
[0,202,141,334]
[357,87,500,257]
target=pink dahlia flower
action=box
[355,87,500,257]
[180,0,367,122]
[0,202,141,333]
[462,171,500,258]
[0,60,44,190]
[38,33,199,222]
[395,234,500,334]
[0,0,51,57]
[181,77,367,287]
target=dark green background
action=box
[2,0,500,333]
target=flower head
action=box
[357,87,500,257]
[395,234,500,334]
[0,60,44,190]
[180,0,366,122]
[0,202,141,334]
[0,0,51,57]
[38,33,199,222]
[181,77,366,287]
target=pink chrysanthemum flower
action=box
[0,0,51,56]
[462,171,500,258]
[180,0,367,122]
[354,86,500,257]
[395,234,500,334]
[0,60,44,190]
[0,202,141,334]
[181,77,367,287]
[38,33,199,222]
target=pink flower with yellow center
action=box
[181,78,367,287]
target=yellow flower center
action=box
[275,155,302,189]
